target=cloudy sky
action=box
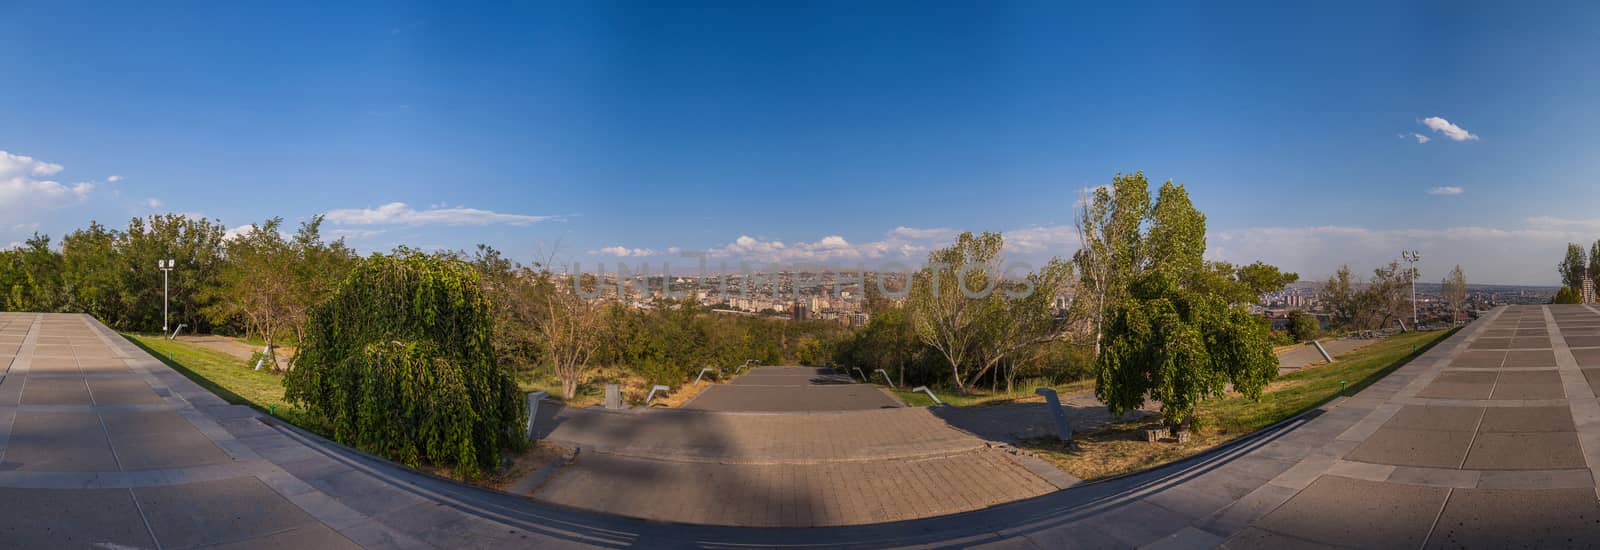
[4,1,1599,285]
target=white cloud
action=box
[1208,221,1592,285]
[327,228,385,240]
[1401,132,1431,144]
[1427,186,1464,196]
[887,226,958,241]
[1002,225,1080,254]
[1526,216,1600,231]
[107,175,123,183]
[2,241,20,251]
[0,150,93,210]
[144,198,164,208]
[1421,117,1479,141]
[686,224,1078,264]
[222,224,256,242]
[324,202,555,226]
[13,223,40,231]
[595,246,657,257]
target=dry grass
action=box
[431,441,572,493]
[518,364,721,408]
[1021,329,1453,481]
[893,378,1097,408]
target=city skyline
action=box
[6,2,1600,285]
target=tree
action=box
[1555,287,1583,304]
[908,231,1004,394]
[1321,261,1410,332]
[204,219,294,367]
[284,252,525,478]
[1287,310,1320,342]
[968,258,1073,391]
[1559,243,1587,292]
[1093,180,1279,429]
[204,216,357,369]
[1590,241,1600,289]
[1073,174,1152,356]
[1,233,64,311]
[1441,264,1468,318]
[536,269,609,399]
[1233,261,1300,300]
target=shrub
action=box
[284,252,525,477]
[1287,310,1320,342]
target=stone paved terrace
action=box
[528,366,1069,526]
[4,308,1600,548]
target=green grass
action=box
[1202,329,1452,435]
[1022,329,1455,480]
[892,378,1097,408]
[122,333,315,427]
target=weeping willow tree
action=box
[284,252,525,477]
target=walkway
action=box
[4,308,1598,548]
[682,366,905,411]
[528,366,1067,526]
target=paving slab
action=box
[0,487,155,548]
[1478,406,1576,432]
[1346,427,1474,468]
[1425,487,1600,548]
[1253,476,1448,549]
[134,476,321,549]
[1462,432,1587,470]
[1503,349,1558,367]
[1383,405,1483,432]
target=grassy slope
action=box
[1024,329,1453,480]
[123,333,314,427]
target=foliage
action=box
[1440,264,1468,316]
[1092,179,1280,428]
[834,305,921,386]
[202,216,357,369]
[907,231,1072,393]
[1560,242,1587,291]
[1320,261,1412,331]
[284,252,525,478]
[1287,310,1320,342]
[1553,287,1583,304]
[0,233,63,311]
[1074,172,1152,354]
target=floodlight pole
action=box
[159,259,175,332]
[1402,251,1420,328]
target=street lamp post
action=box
[1402,250,1421,329]
[158,259,175,332]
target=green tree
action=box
[908,231,1003,394]
[1233,261,1300,300]
[1559,243,1587,292]
[1590,241,1600,289]
[284,252,525,477]
[1287,310,1320,342]
[1074,173,1152,354]
[0,233,64,311]
[1554,287,1583,304]
[1093,180,1278,429]
[1441,264,1468,318]
[204,218,293,365]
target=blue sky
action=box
[4,1,1600,284]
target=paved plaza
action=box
[4,307,1600,548]
[682,366,906,411]
[530,366,1068,526]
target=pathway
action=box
[529,366,1067,526]
[5,308,1598,548]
